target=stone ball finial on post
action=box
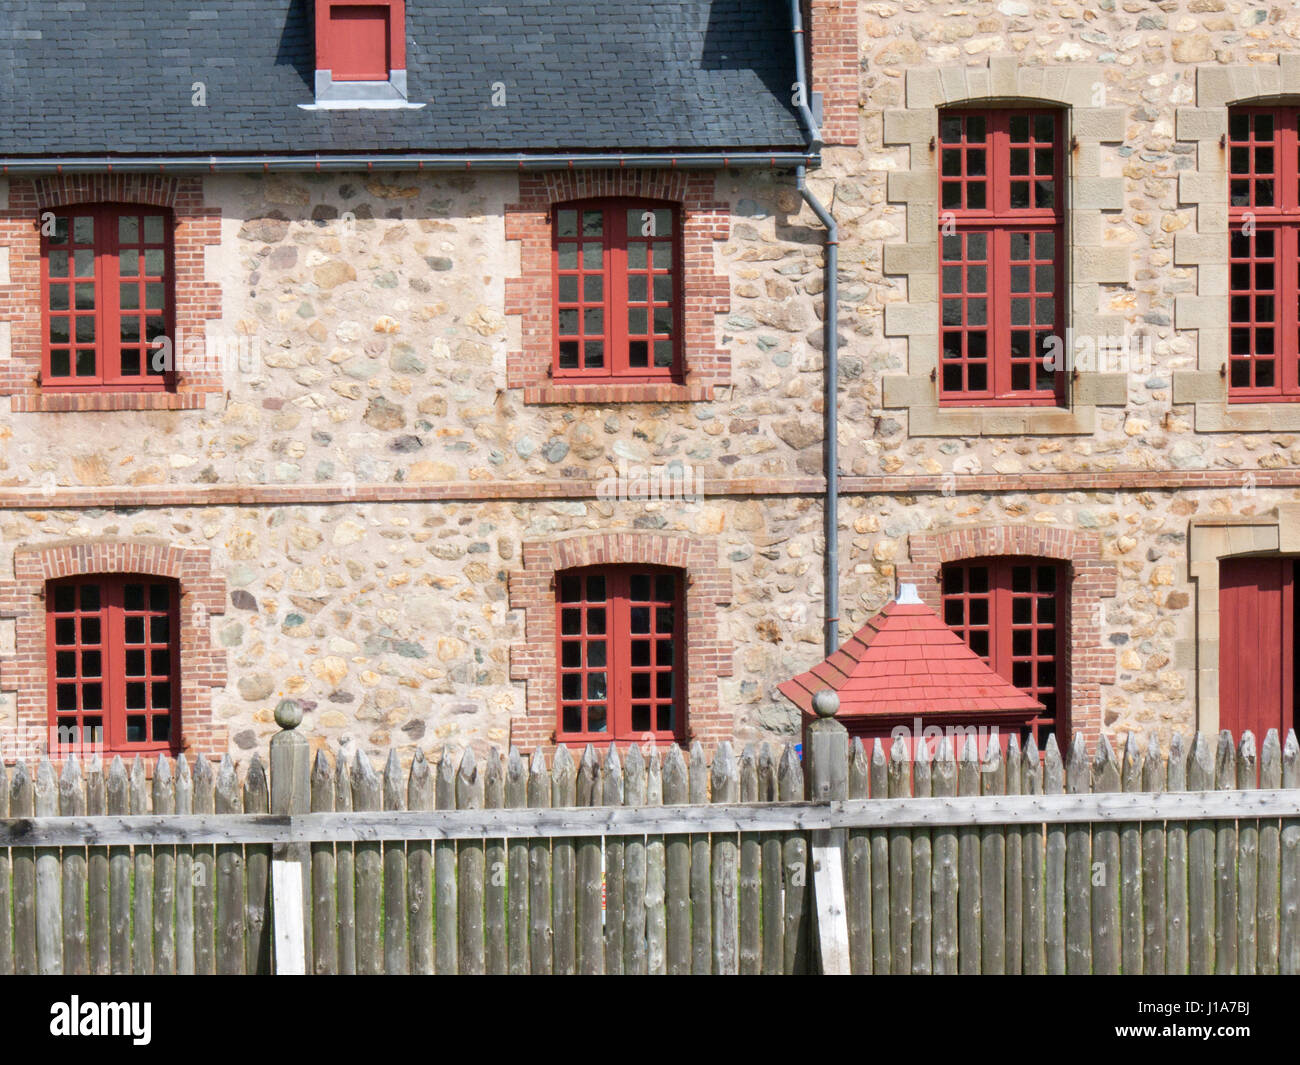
[274,698,303,730]
[811,688,841,719]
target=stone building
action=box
[0,0,1296,768]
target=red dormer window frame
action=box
[315,0,406,82]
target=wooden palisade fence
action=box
[0,701,1297,975]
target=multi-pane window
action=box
[939,110,1064,405]
[1228,108,1300,399]
[41,205,172,391]
[553,200,679,381]
[941,557,1067,747]
[556,566,683,743]
[48,576,179,755]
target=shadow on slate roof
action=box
[0,0,806,156]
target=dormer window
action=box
[309,0,419,109]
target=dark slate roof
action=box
[0,1,805,157]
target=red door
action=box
[1219,557,1295,741]
[330,5,391,81]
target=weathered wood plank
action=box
[957,736,981,975]
[645,748,667,976]
[0,763,10,976]
[1120,734,1143,975]
[35,759,62,975]
[104,759,128,976]
[1237,732,1259,976]
[759,744,784,976]
[1141,733,1166,975]
[1214,731,1238,974]
[711,743,739,975]
[846,739,870,975]
[888,737,913,974]
[931,737,958,975]
[1021,737,1044,976]
[173,757,194,977]
[334,754,356,976]
[1279,730,1298,975]
[663,744,690,975]
[215,756,244,975]
[407,750,435,975]
[128,758,152,976]
[868,739,890,975]
[738,745,760,976]
[600,746,624,976]
[86,758,108,975]
[1043,736,1066,975]
[456,747,485,976]
[383,750,409,975]
[574,745,603,975]
[1064,735,1091,975]
[1186,732,1215,974]
[484,748,507,975]
[434,748,458,975]
[979,739,1004,975]
[310,752,337,976]
[352,753,382,976]
[1091,735,1120,975]
[192,755,215,976]
[550,745,576,975]
[623,744,649,976]
[1257,730,1282,976]
[526,748,552,975]
[60,756,88,976]
[150,758,174,976]
[1166,733,1189,974]
[242,755,270,975]
[1002,735,1021,976]
[780,743,810,974]
[505,748,529,976]
[688,742,711,975]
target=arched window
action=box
[552,200,681,383]
[47,575,180,755]
[41,204,174,392]
[556,565,684,743]
[941,556,1068,747]
[938,108,1064,405]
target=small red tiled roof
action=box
[778,599,1044,718]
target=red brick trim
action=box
[508,532,733,753]
[0,175,222,411]
[504,170,731,402]
[0,539,228,763]
[897,524,1117,746]
[809,0,860,147]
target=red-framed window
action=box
[316,0,405,81]
[941,557,1068,748]
[47,575,180,756]
[552,200,681,382]
[40,204,174,392]
[939,110,1065,406]
[556,566,685,744]
[1228,107,1300,400]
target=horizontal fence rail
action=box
[0,722,1295,975]
[4,790,1300,846]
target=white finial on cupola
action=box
[895,583,922,605]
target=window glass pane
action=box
[73,216,94,243]
[581,242,601,269]
[557,210,578,237]
[143,216,164,243]
[119,216,139,243]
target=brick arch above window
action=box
[0,539,228,762]
[897,523,1117,745]
[508,532,733,752]
[0,174,222,412]
[504,170,731,405]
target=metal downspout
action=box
[791,1,839,657]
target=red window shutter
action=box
[330,5,392,81]
[1219,557,1294,739]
